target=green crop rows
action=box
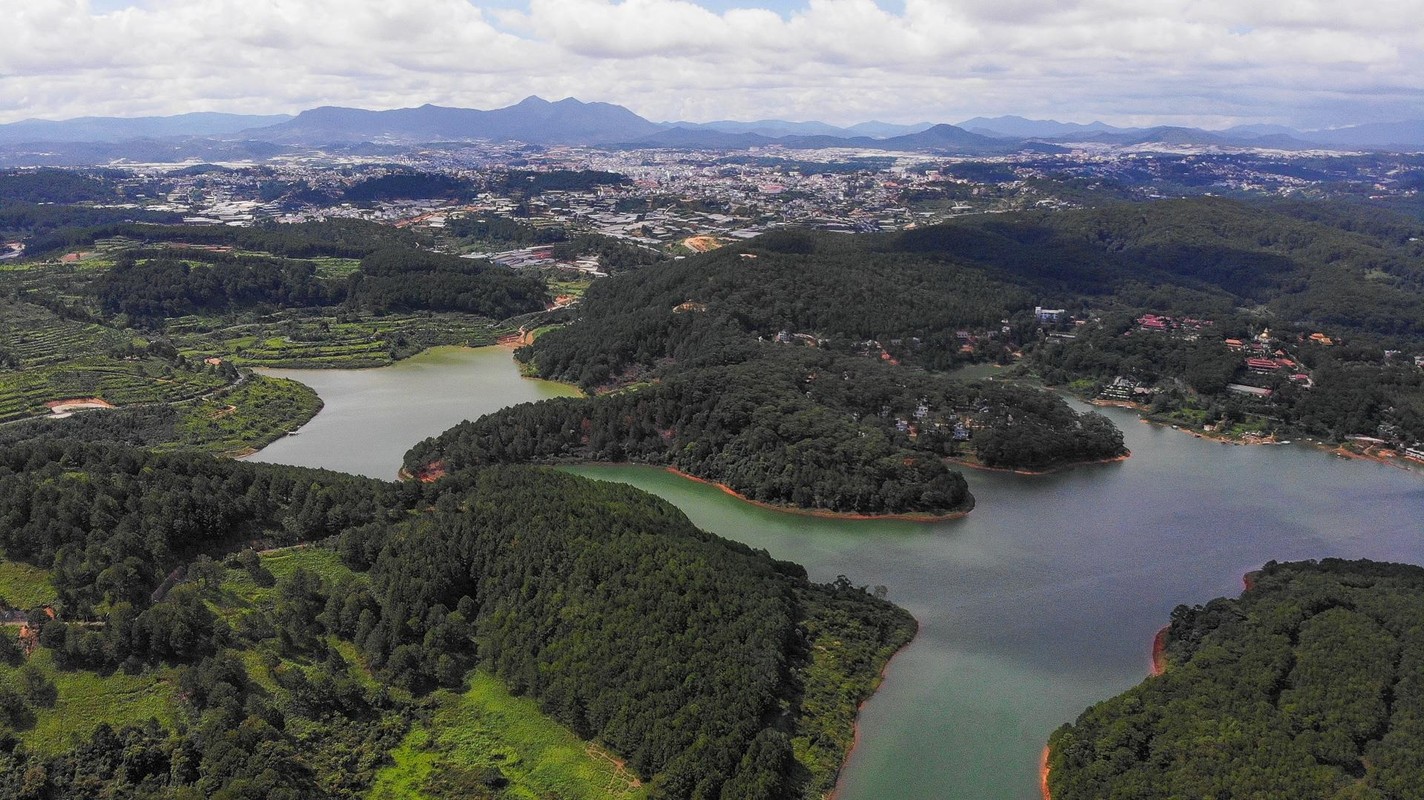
[170,311,503,368]
[0,299,129,368]
[0,356,227,423]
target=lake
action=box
[247,345,579,479]
[252,347,1424,799]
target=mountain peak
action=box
[251,96,660,145]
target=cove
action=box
[246,345,579,479]
[251,349,1424,799]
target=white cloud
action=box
[0,0,1420,128]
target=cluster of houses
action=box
[1099,376,1155,402]
[1225,333,1312,385]
[887,399,973,442]
[1134,313,1213,338]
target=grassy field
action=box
[261,546,362,586]
[0,559,57,609]
[0,648,178,756]
[544,272,594,301]
[370,671,648,800]
[4,549,657,799]
[310,256,364,278]
[0,552,372,763]
[3,548,367,757]
[218,546,365,615]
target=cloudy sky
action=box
[4,0,1421,129]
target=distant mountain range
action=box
[249,96,662,145]
[1,99,1422,161]
[956,115,1424,151]
[629,122,1045,155]
[663,119,934,139]
[0,112,292,145]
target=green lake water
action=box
[252,347,1424,799]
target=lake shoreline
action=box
[1045,571,1267,800]
[662,467,974,522]
[1040,745,1052,800]
[949,452,1131,476]
[1096,399,1423,477]
[399,460,974,520]
[829,622,919,800]
[244,348,1424,800]
[1043,621,1170,800]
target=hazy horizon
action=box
[6,0,1423,129]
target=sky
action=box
[3,0,1422,130]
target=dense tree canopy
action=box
[495,169,630,195]
[413,216,1132,514]
[1048,560,1424,800]
[0,169,116,204]
[346,248,549,317]
[342,171,479,202]
[0,437,912,799]
[90,240,549,326]
[409,347,1126,512]
[96,253,339,321]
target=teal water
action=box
[252,350,1424,799]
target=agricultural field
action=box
[0,354,228,423]
[169,310,505,368]
[3,243,546,371]
[0,259,112,308]
[0,298,129,368]
[371,671,649,800]
[0,241,548,435]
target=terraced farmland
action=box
[0,299,128,367]
[171,311,504,368]
[0,356,227,423]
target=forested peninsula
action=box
[1046,559,1424,800]
[405,227,1131,516]
[0,439,912,799]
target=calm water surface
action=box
[253,348,1424,799]
[248,346,578,479]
